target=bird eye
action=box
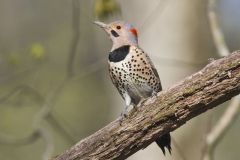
[116,26,121,29]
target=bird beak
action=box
[93,21,107,29]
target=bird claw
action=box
[119,112,127,124]
[121,110,128,118]
[119,104,138,123]
[152,91,158,97]
[119,105,130,123]
[121,111,127,117]
[138,99,146,107]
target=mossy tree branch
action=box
[54,51,240,160]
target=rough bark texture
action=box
[54,51,240,160]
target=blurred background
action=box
[0,0,239,160]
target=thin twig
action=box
[202,98,240,160]
[0,131,40,145]
[208,0,230,56]
[0,84,76,143]
[46,115,77,143]
[0,85,44,104]
[39,127,54,160]
[207,98,240,149]
[67,0,81,77]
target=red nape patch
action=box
[130,28,138,37]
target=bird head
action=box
[94,21,138,51]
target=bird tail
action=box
[155,133,171,155]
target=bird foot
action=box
[119,104,131,123]
[119,112,127,124]
[152,91,158,97]
[137,99,147,107]
[121,112,127,118]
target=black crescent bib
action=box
[108,45,130,62]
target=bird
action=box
[94,20,171,155]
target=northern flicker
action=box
[94,20,171,155]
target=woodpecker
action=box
[94,20,171,155]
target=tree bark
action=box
[54,51,240,160]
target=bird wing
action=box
[131,46,162,93]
